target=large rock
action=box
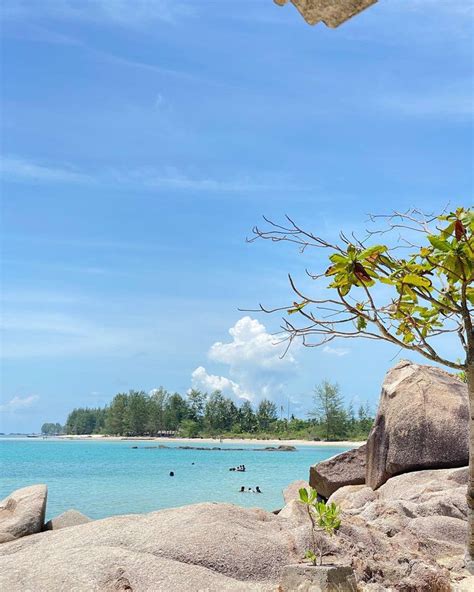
[0,485,47,542]
[366,360,469,489]
[328,485,376,511]
[309,444,366,498]
[44,509,92,531]
[325,467,469,590]
[0,502,307,592]
[1,468,471,592]
[326,466,468,550]
[282,480,309,504]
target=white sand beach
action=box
[56,434,365,447]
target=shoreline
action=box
[54,434,365,447]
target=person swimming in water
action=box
[255,486,262,493]
[239,486,245,492]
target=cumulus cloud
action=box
[191,367,251,401]
[0,395,39,412]
[191,316,299,404]
[209,316,296,369]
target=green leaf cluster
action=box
[298,486,341,565]
[322,207,473,347]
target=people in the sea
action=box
[255,486,262,494]
[239,486,245,492]
[169,471,174,477]
[229,465,246,472]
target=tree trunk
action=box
[467,358,474,574]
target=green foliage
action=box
[256,398,278,431]
[324,207,473,355]
[254,207,473,375]
[65,407,107,435]
[298,487,341,565]
[178,418,200,438]
[309,381,347,440]
[60,387,373,439]
[41,422,64,435]
[187,389,207,427]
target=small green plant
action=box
[298,487,341,566]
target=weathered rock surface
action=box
[323,467,469,590]
[283,479,309,504]
[44,509,92,531]
[1,464,471,591]
[329,485,376,511]
[0,484,47,542]
[274,0,378,28]
[309,444,366,498]
[1,468,472,591]
[280,564,357,591]
[0,502,308,592]
[366,360,469,490]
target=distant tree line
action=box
[41,422,64,435]
[60,381,374,441]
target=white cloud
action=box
[0,156,312,194]
[0,395,39,412]
[209,316,296,369]
[323,345,350,357]
[1,0,194,27]
[0,156,90,184]
[191,366,251,401]
[191,316,299,404]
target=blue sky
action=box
[1,0,473,432]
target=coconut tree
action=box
[248,206,474,569]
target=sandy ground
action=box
[56,434,365,447]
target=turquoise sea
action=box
[0,438,350,520]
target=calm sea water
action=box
[0,438,350,520]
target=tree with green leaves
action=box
[187,389,207,427]
[250,206,474,568]
[204,391,236,433]
[256,398,278,431]
[310,380,347,441]
[165,393,189,431]
[41,422,63,435]
[239,400,257,433]
[147,387,169,435]
[123,391,149,436]
[105,393,128,436]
